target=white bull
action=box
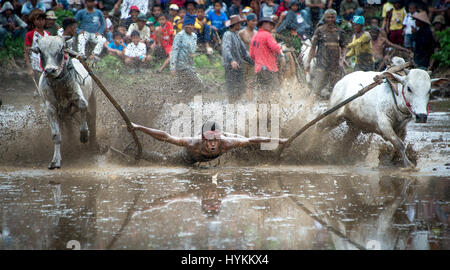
[33,36,96,169]
[299,39,316,85]
[319,69,446,168]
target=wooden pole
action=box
[276,62,412,157]
[66,49,143,161]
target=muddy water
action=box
[0,166,448,250]
[1,74,449,250]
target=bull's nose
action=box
[45,68,56,74]
[415,114,428,123]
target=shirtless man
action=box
[370,26,411,71]
[128,121,288,165]
[238,13,258,101]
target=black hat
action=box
[258,16,275,27]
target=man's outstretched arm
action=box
[225,136,288,149]
[131,123,190,147]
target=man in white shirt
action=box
[126,13,151,47]
[124,30,151,72]
[402,2,416,49]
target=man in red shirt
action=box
[249,17,282,101]
[24,9,50,96]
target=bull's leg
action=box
[46,104,62,169]
[379,120,414,168]
[87,91,97,148]
[72,84,90,144]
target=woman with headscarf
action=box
[346,15,374,71]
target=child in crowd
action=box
[261,0,279,20]
[402,2,416,49]
[148,4,163,27]
[154,14,174,73]
[168,4,179,21]
[388,0,406,46]
[124,30,151,72]
[208,0,229,38]
[174,8,186,33]
[107,31,126,59]
[127,13,152,48]
[102,8,114,43]
[195,5,213,54]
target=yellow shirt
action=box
[346,31,373,64]
[390,8,406,31]
[195,17,211,33]
[173,15,183,33]
[382,2,394,18]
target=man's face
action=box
[214,3,222,12]
[67,24,77,36]
[34,17,45,28]
[262,21,274,31]
[131,35,140,45]
[153,7,162,17]
[86,1,95,9]
[248,18,257,29]
[187,4,195,14]
[45,18,55,27]
[169,9,177,16]
[179,10,186,18]
[291,4,299,12]
[158,16,167,25]
[369,30,379,40]
[371,18,379,27]
[5,9,12,16]
[197,9,205,19]
[231,23,241,31]
[114,36,123,45]
[137,20,145,29]
[408,5,416,13]
[184,24,194,34]
[353,23,363,32]
[324,13,336,25]
[204,139,220,153]
[131,10,139,19]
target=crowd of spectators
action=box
[0,0,448,100]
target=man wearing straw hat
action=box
[44,10,59,35]
[411,11,434,70]
[222,14,254,102]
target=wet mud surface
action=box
[0,72,449,250]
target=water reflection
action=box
[0,167,448,250]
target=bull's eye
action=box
[407,86,412,93]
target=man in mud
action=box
[127,121,288,166]
[305,9,346,99]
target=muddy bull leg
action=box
[75,85,89,143]
[46,103,62,169]
[379,118,413,168]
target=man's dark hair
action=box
[62,17,77,30]
[85,0,95,2]
[130,30,140,37]
[152,4,162,11]
[158,13,167,19]
[197,4,206,11]
[113,31,123,39]
[213,0,223,7]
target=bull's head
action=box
[384,69,448,123]
[31,36,71,79]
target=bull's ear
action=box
[382,71,405,84]
[431,78,449,88]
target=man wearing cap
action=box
[306,9,346,98]
[346,15,373,71]
[119,0,148,20]
[222,15,254,102]
[44,10,59,35]
[128,121,288,166]
[249,17,282,101]
[121,5,140,30]
[127,13,151,46]
[170,14,207,93]
[411,11,434,70]
[75,0,107,60]
[0,1,27,47]
[239,12,257,101]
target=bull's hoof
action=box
[48,161,61,170]
[80,130,89,143]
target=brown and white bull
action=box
[32,36,96,169]
[319,69,447,168]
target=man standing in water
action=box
[305,9,346,99]
[239,13,258,101]
[128,121,288,165]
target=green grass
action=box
[0,36,24,63]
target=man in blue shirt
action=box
[21,0,46,16]
[207,0,229,38]
[75,0,106,59]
